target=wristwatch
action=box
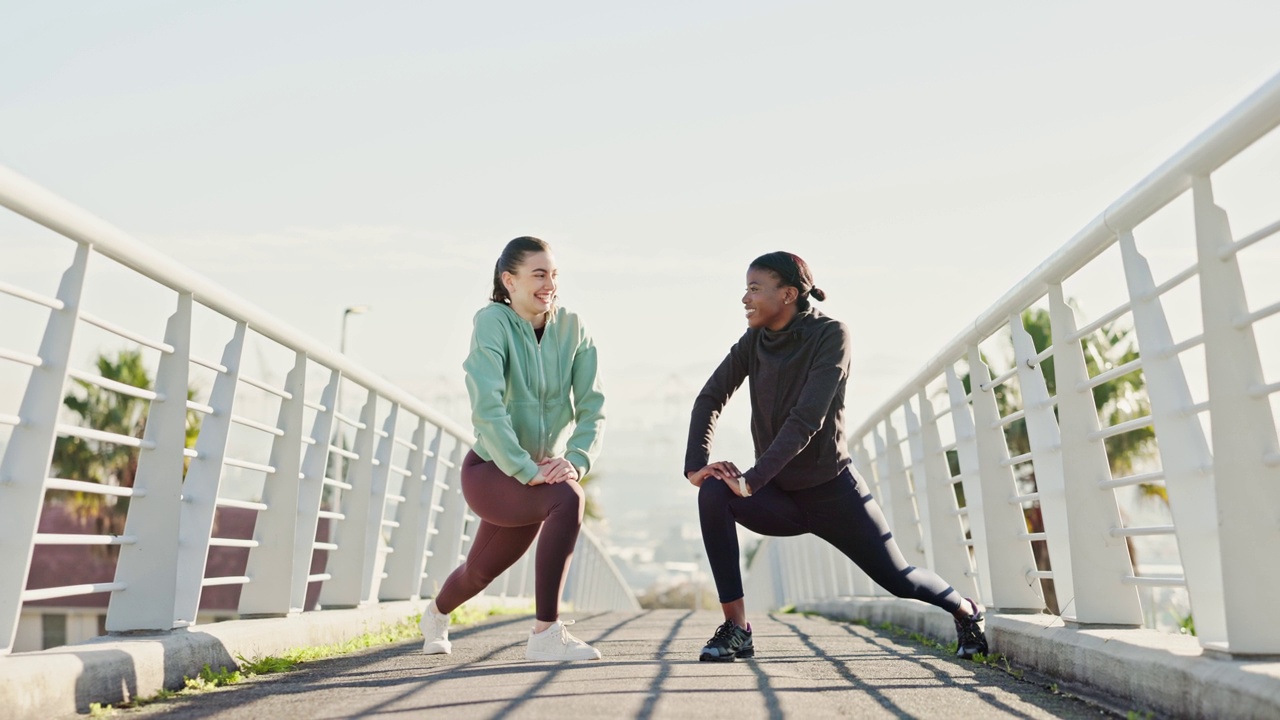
[738,476,751,497]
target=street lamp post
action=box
[340,305,370,355]
[337,304,370,415]
[335,305,370,493]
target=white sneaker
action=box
[420,604,452,655]
[525,620,601,662]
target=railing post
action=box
[778,537,803,604]
[822,541,844,599]
[963,347,1044,612]
[870,428,894,536]
[504,553,532,600]
[166,318,244,629]
[417,432,453,597]
[1009,313,1077,618]
[563,536,588,608]
[318,394,381,608]
[1046,286,1143,626]
[1119,230,1228,647]
[804,536,828,602]
[379,419,430,601]
[108,294,199,631]
[945,366,993,604]
[238,352,308,616]
[422,442,466,598]
[903,402,936,570]
[766,540,786,610]
[910,391,979,599]
[848,441,879,597]
[1192,177,1280,656]
[290,369,340,613]
[364,404,399,603]
[881,420,927,568]
[0,244,89,655]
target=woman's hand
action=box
[686,461,742,488]
[535,457,579,485]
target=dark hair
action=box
[491,236,553,305]
[749,251,826,311]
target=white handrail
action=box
[0,163,474,445]
[850,70,1280,442]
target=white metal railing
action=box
[0,168,637,655]
[746,69,1280,658]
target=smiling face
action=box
[502,251,557,325]
[742,267,798,331]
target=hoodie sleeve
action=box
[742,322,850,492]
[565,320,606,477]
[684,330,751,477]
[462,310,540,483]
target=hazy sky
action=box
[3,2,1280,506]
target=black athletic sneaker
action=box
[700,620,754,662]
[955,598,989,659]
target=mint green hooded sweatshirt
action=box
[463,303,605,484]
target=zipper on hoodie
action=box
[536,327,546,461]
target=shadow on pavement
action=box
[776,614,1046,720]
[634,609,692,719]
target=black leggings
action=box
[699,467,964,613]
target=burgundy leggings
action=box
[433,451,585,622]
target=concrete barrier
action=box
[799,597,1280,720]
[1,601,427,719]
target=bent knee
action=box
[556,479,585,502]
[698,477,734,507]
[548,480,585,518]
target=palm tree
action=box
[50,350,202,545]
[957,304,1156,614]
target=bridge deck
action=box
[122,609,1110,719]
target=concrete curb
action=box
[1,600,428,719]
[798,597,1280,720]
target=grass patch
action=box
[866,616,1026,678]
[778,604,822,618]
[270,617,424,664]
[183,664,244,691]
[237,654,298,675]
[98,604,516,714]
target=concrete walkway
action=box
[119,610,1113,719]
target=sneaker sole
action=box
[956,644,988,660]
[525,650,601,662]
[699,647,754,662]
[422,641,452,655]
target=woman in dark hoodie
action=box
[685,251,988,663]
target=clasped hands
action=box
[528,456,579,485]
[686,460,751,498]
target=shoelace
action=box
[554,620,580,645]
[708,621,736,644]
[955,615,982,646]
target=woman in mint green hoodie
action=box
[419,236,606,662]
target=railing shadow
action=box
[774,614,1046,720]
